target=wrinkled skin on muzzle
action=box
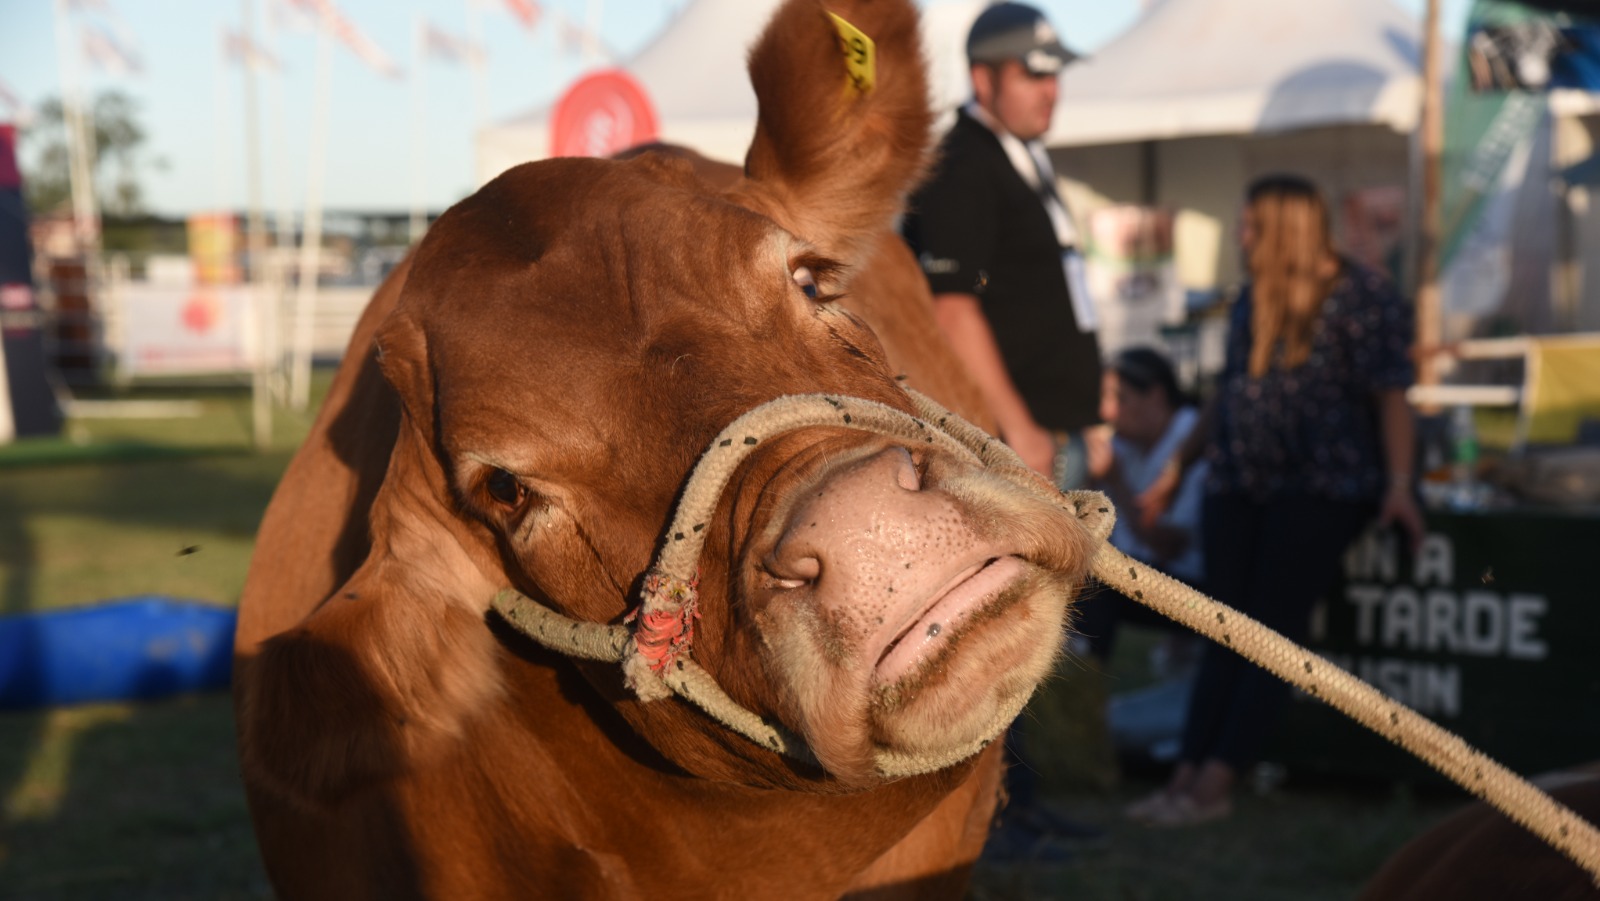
[723,429,1091,784]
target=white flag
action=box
[81,24,142,75]
[551,10,609,60]
[288,0,404,80]
[268,0,318,33]
[421,22,486,68]
[225,29,283,73]
[500,0,542,33]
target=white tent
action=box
[475,0,986,184]
[1037,0,1427,300]
[1047,0,1422,147]
[476,0,776,184]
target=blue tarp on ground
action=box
[0,597,236,709]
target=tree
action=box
[19,90,165,218]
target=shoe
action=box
[1014,803,1108,848]
[1123,789,1176,823]
[1136,792,1232,828]
[979,818,1075,865]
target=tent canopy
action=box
[1047,0,1422,147]
[479,0,1425,179]
[475,0,985,184]
[476,0,775,183]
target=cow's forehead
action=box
[404,153,833,467]
[421,155,775,272]
[405,154,798,333]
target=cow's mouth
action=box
[872,554,1028,685]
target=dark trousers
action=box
[1177,492,1373,771]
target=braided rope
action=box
[1091,546,1600,881]
[492,390,1600,882]
[494,587,818,761]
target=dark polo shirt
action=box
[901,109,1102,432]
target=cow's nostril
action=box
[892,447,921,492]
[764,553,821,591]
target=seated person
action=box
[1077,347,1207,664]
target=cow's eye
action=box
[485,469,526,508]
[790,254,844,304]
[791,265,820,300]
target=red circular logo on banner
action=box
[550,69,659,159]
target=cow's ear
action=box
[741,0,932,267]
[375,308,435,445]
[236,562,503,808]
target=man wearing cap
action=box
[902,1,1103,489]
[901,1,1108,861]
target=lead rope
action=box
[493,390,1600,884]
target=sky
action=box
[0,0,1471,218]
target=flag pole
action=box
[214,28,233,224]
[242,0,272,448]
[265,2,292,405]
[290,24,332,412]
[466,1,487,146]
[51,0,99,252]
[52,0,104,385]
[409,12,427,244]
[583,0,604,67]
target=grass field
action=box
[0,379,1466,900]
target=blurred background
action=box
[4,1,1600,899]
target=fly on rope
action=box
[494,389,1600,885]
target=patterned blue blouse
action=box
[1206,260,1416,503]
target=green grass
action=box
[0,376,1463,899]
[0,377,329,614]
[0,451,294,614]
[1,697,266,901]
[0,378,327,899]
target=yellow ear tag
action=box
[828,12,875,95]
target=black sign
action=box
[1270,508,1600,781]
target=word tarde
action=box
[1308,530,1549,719]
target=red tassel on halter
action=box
[629,570,701,673]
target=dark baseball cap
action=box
[966,2,1082,76]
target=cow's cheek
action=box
[751,598,882,782]
[505,510,635,622]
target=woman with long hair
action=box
[1129,174,1425,826]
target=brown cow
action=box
[232,1,1093,898]
[1362,769,1600,901]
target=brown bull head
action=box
[238,0,1090,812]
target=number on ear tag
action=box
[828,12,875,95]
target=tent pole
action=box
[1415,0,1444,399]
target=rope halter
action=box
[493,389,1600,884]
